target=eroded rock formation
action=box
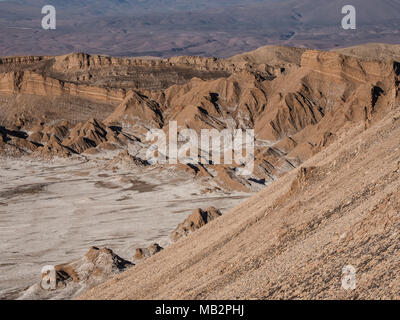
[1,45,400,193]
[171,207,222,241]
[19,246,133,300]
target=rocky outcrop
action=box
[34,135,75,158]
[0,71,126,104]
[171,207,222,241]
[0,55,46,66]
[0,125,37,156]
[0,118,129,158]
[105,90,164,129]
[54,246,133,288]
[19,246,133,300]
[52,53,236,73]
[103,150,151,170]
[29,121,72,144]
[133,243,163,261]
[63,118,116,153]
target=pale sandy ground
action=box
[81,108,400,300]
[0,158,248,299]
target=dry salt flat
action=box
[0,157,248,299]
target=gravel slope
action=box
[80,105,400,300]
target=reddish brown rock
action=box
[171,207,222,241]
[34,135,74,158]
[133,243,163,261]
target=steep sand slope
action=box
[81,105,400,300]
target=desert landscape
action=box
[0,41,399,300]
[2,0,400,57]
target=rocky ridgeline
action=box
[0,50,283,119]
[1,47,400,193]
[0,71,127,104]
[0,53,237,107]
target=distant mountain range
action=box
[1,0,400,57]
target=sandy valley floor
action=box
[0,157,248,299]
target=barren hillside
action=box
[80,95,400,300]
[1,43,400,299]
